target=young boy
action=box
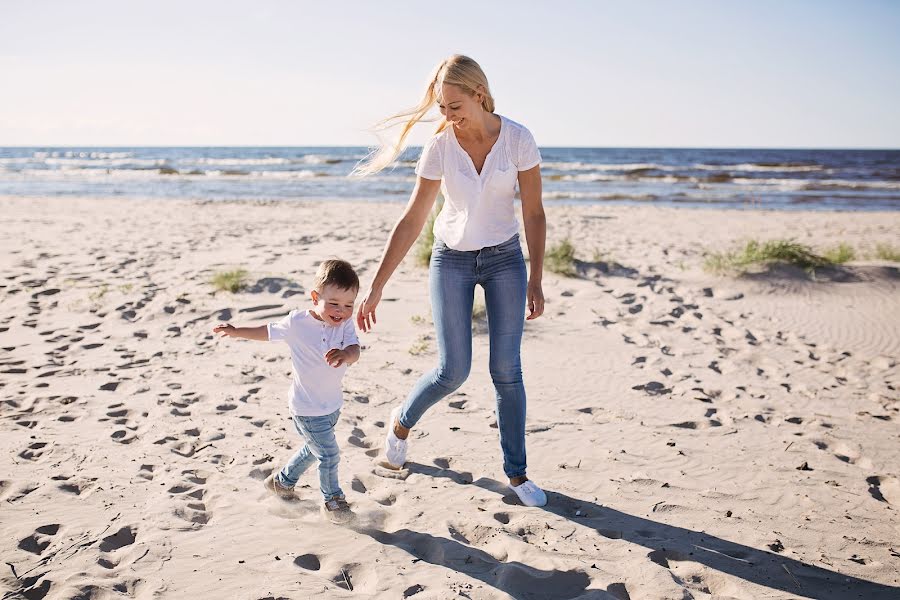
[213,259,361,524]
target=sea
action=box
[1,147,898,211]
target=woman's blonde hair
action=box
[352,54,494,177]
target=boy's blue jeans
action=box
[275,408,343,501]
[398,234,529,479]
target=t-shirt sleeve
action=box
[415,137,443,180]
[516,127,542,171]
[267,311,295,343]
[341,320,360,349]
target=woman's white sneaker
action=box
[509,480,547,507]
[384,406,408,468]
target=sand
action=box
[1,194,898,600]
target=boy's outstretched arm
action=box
[213,323,269,341]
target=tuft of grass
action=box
[211,269,248,293]
[704,239,832,275]
[546,238,577,276]
[472,297,486,323]
[415,197,444,268]
[822,243,855,264]
[89,284,109,302]
[874,243,900,262]
[408,334,430,355]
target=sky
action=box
[1,0,898,148]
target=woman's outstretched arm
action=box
[357,176,442,332]
[519,165,545,320]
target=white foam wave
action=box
[543,161,667,172]
[43,157,165,168]
[692,163,824,172]
[189,157,293,166]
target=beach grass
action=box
[704,239,834,274]
[408,334,430,355]
[415,198,443,268]
[472,297,486,323]
[546,238,577,276]
[822,243,855,264]
[211,269,248,293]
[874,243,900,262]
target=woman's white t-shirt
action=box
[415,115,541,251]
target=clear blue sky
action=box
[2,0,898,148]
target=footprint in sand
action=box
[866,476,900,505]
[99,526,137,552]
[18,524,60,555]
[18,441,49,461]
[348,427,372,449]
[58,478,95,495]
[294,553,321,570]
[632,381,671,396]
[168,469,211,529]
[607,582,631,600]
[351,476,368,494]
[102,403,139,444]
[138,464,155,481]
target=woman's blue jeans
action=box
[398,234,529,479]
[275,408,343,501]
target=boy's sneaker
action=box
[321,496,354,524]
[383,406,408,469]
[264,474,295,499]
[509,479,548,507]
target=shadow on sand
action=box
[358,462,899,600]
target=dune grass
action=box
[822,243,855,264]
[546,238,577,277]
[704,239,834,275]
[874,243,900,262]
[211,269,248,293]
[415,198,443,268]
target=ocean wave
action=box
[43,157,165,168]
[542,160,826,175]
[724,177,900,191]
[543,161,668,172]
[544,191,659,201]
[692,162,824,172]
[31,150,134,160]
[801,179,900,191]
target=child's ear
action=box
[310,290,319,304]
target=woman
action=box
[354,55,547,507]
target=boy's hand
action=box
[213,323,237,337]
[325,348,348,368]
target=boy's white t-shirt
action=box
[415,115,542,251]
[267,309,359,417]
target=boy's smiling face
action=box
[311,284,358,326]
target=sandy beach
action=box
[1,194,898,600]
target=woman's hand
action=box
[356,286,383,332]
[526,279,544,320]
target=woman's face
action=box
[438,83,482,130]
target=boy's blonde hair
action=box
[313,259,359,292]
[352,54,494,177]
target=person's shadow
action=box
[357,462,899,600]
